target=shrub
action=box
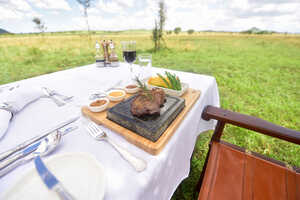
[187,29,194,34]
[174,27,181,34]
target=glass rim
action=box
[121,41,136,44]
[138,54,152,58]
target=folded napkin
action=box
[0,86,44,140]
[0,110,12,140]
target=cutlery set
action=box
[0,82,147,199]
[0,118,79,199]
[0,117,79,177]
[42,87,74,107]
[0,116,79,162]
[0,131,62,177]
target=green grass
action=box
[0,32,299,199]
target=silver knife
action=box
[0,141,41,171]
[34,156,76,200]
[0,116,79,162]
[0,125,78,176]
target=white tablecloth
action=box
[0,63,219,200]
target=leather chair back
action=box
[197,106,300,200]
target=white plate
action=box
[3,153,106,200]
[147,82,189,97]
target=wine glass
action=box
[138,54,152,81]
[121,41,137,80]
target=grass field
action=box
[0,32,299,199]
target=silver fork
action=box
[42,87,66,107]
[85,122,147,172]
[49,90,74,102]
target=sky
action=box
[0,0,299,33]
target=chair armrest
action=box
[202,106,300,145]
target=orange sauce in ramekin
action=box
[109,91,124,97]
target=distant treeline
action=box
[240,27,276,35]
[0,28,298,36]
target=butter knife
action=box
[0,116,79,162]
[42,87,66,107]
[34,156,76,200]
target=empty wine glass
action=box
[121,41,137,80]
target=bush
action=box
[174,27,181,34]
[187,29,194,34]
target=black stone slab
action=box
[107,95,185,142]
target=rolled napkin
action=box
[0,86,44,140]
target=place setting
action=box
[0,40,202,200]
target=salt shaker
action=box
[95,41,105,67]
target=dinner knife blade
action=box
[0,116,80,162]
[0,141,41,172]
[34,156,75,200]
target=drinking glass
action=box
[121,41,136,80]
[138,54,152,81]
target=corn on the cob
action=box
[148,72,182,91]
[148,76,170,88]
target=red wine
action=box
[123,51,136,64]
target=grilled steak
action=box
[131,88,165,117]
[151,88,165,105]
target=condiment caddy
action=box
[95,40,119,67]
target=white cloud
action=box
[1,0,300,33]
[0,0,32,13]
[90,1,124,14]
[0,0,38,20]
[11,0,32,12]
[114,0,136,8]
[0,7,23,20]
[28,0,71,10]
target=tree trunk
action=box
[84,8,90,34]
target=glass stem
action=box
[129,63,135,81]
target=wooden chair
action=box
[196,106,300,200]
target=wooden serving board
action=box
[82,88,201,155]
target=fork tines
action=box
[86,122,102,137]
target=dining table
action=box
[0,63,220,200]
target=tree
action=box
[174,27,181,34]
[32,17,47,33]
[152,0,166,51]
[152,21,159,50]
[76,0,94,34]
[187,29,194,34]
